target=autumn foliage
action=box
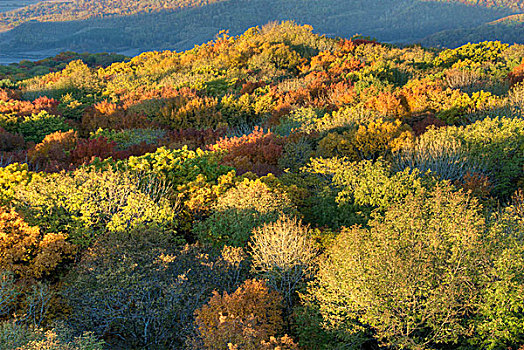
[194,279,286,350]
[0,206,76,280]
[0,22,523,350]
[210,127,285,175]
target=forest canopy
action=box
[0,22,523,349]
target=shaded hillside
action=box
[0,0,521,30]
[0,0,514,59]
[422,13,524,47]
[0,0,41,14]
[0,0,226,31]
[431,0,524,11]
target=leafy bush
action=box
[273,107,320,136]
[28,130,77,171]
[14,168,181,248]
[0,206,76,280]
[23,60,102,101]
[0,322,41,350]
[194,279,284,350]
[508,59,524,86]
[158,94,224,130]
[0,322,104,350]
[434,41,509,68]
[70,137,122,166]
[510,82,524,116]
[301,185,488,349]
[471,198,524,350]
[66,239,249,349]
[1,111,71,144]
[308,157,429,210]
[396,117,524,198]
[123,147,231,190]
[90,128,165,150]
[278,135,314,171]
[316,118,413,160]
[194,178,296,247]
[249,216,317,308]
[165,127,226,151]
[395,127,486,182]
[0,163,33,205]
[210,126,285,176]
[0,128,24,152]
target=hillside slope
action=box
[422,13,524,47]
[0,0,522,30]
[0,0,517,61]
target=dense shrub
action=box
[194,179,296,247]
[0,206,76,280]
[0,163,33,204]
[510,82,524,116]
[165,127,227,150]
[509,59,524,86]
[316,118,413,160]
[66,240,249,349]
[90,128,165,150]
[273,107,320,136]
[300,186,488,349]
[194,279,284,350]
[249,216,317,308]
[123,147,231,190]
[0,128,24,152]
[23,60,101,101]
[28,130,77,171]
[0,322,104,350]
[70,137,122,166]
[278,135,314,171]
[158,94,224,130]
[396,117,524,198]
[308,157,429,210]
[210,126,285,176]
[1,111,71,144]
[81,100,148,132]
[471,203,524,350]
[14,168,181,248]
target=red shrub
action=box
[166,127,227,150]
[120,86,183,111]
[509,59,524,86]
[33,96,60,115]
[70,137,123,166]
[81,101,149,135]
[267,102,292,127]
[0,128,25,152]
[458,172,492,199]
[0,95,59,117]
[210,126,285,176]
[328,81,357,106]
[240,81,266,95]
[28,130,78,172]
[411,114,447,136]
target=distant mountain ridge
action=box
[0,0,522,62]
[430,0,524,11]
[0,0,522,31]
[0,0,226,32]
[422,12,524,47]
